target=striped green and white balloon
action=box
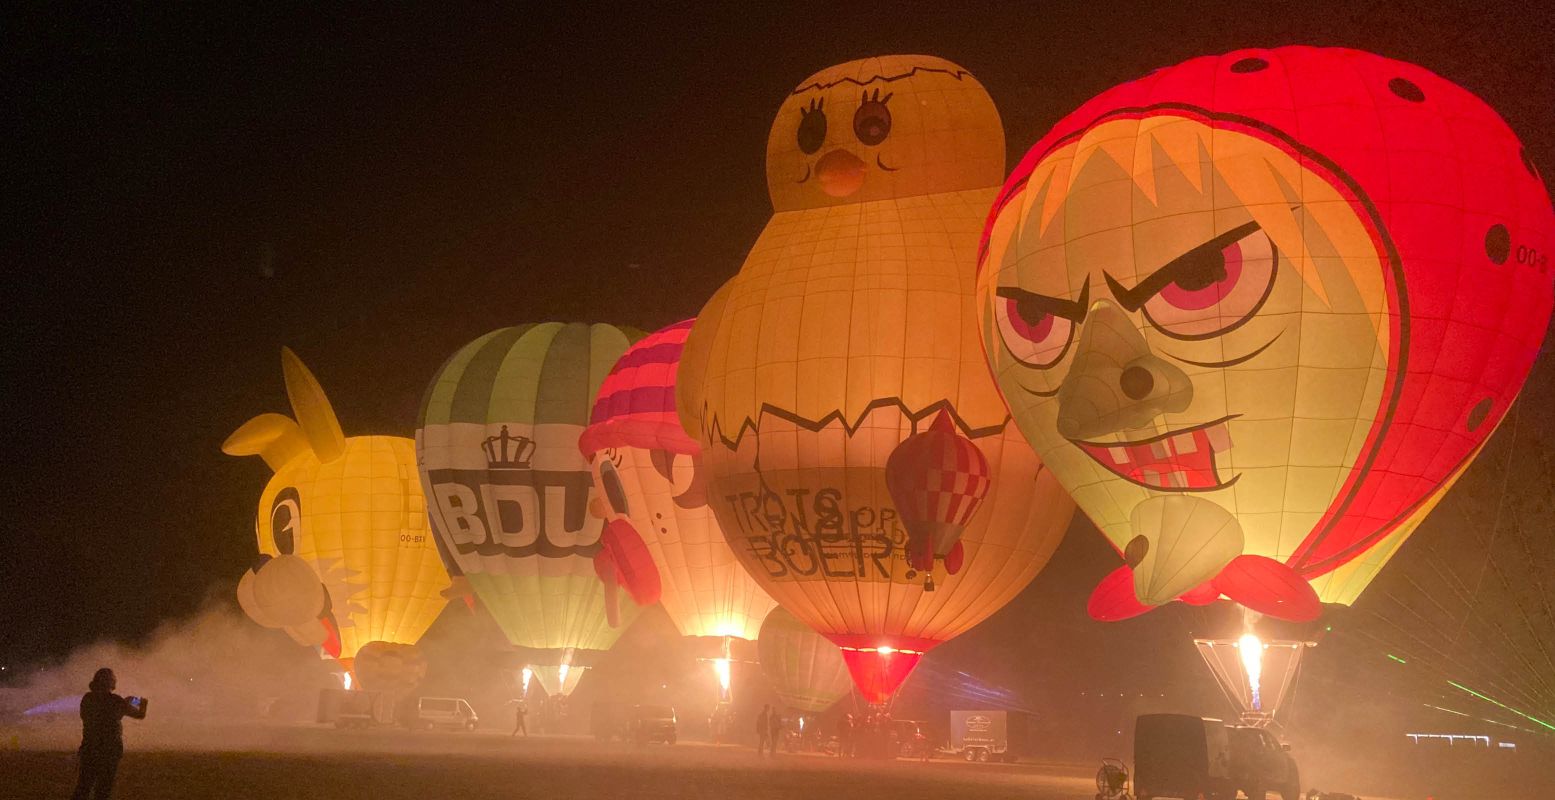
[417,322,642,691]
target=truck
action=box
[948,709,1034,762]
[317,688,398,729]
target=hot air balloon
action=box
[226,348,450,685]
[758,607,854,714]
[886,410,989,589]
[977,46,1554,623]
[677,55,1076,705]
[578,320,780,697]
[416,322,642,695]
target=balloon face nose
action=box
[1119,366,1154,400]
[1056,301,1194,440]
[816,149,867,197]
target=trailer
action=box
[948,710,1035,762]
[317,688,399,729]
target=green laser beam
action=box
[1446,680,1555,733]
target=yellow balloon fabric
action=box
[677,56,1075,701]
[226,349,451,662]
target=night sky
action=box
[6,2,1554,667]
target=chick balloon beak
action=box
[816,149,867,197]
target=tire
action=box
[1245,784,1264,800]
[1281,763,1300,800]
[668,735,677,745]
[975,749,990,763]
[465,721,477,732]
[964,750,976,762]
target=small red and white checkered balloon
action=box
[886,410,991,588]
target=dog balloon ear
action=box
[222,413,310,471]
[281,347,346,463]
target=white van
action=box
[406,697,478,731]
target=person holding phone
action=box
[72,667,146,800]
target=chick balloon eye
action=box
[269,488,302,554]
[996,294,1074,368]
[853,90,892,146]
[797,98,827,155]
[1143,228,1277,339]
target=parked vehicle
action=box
[630,704,677,744]
[317,689,397,729]
[1226,725,1301,800]
[405,697,478,731]
[949,710,1034,762]
[1133,713,1232,800]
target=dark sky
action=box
[5,2,1554,666]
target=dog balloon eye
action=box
[599,460,630,516]
[269,487,302,554]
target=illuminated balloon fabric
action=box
[579,319,779,641]
[677,55,1076,704]
[885,410,989,583]
[976,46,1554,622]
[352,641,428,694]
[225,348,451,664]
[757,607,854,713]
[416,322,644,676]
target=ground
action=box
[0,723,1103,800]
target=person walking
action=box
[838,713,855,758]
[767,708,783,756]
[755,705,771,756]
[72,668,145,800]
[512,701,528,737]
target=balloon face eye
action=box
[797,97,827,155]
[269,487,302,554]
[994,288,1080,368]
[598,457,630,517]
[853,90,892,146]
[1140,226,1277,340]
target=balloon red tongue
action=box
[1087,565,1154,621]
[1212,555,1322,621]
[592,546,623,627]
[602,519,662,606]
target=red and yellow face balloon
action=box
[978,47,1554,622]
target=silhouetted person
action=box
[512,702,527,737]
[839,713,855,758]
[72,668,144,800]
[755,705,770,756]
[767,709,783,756]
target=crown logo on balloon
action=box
[482,426,536,469]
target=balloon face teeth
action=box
[1072,416,1237,491]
